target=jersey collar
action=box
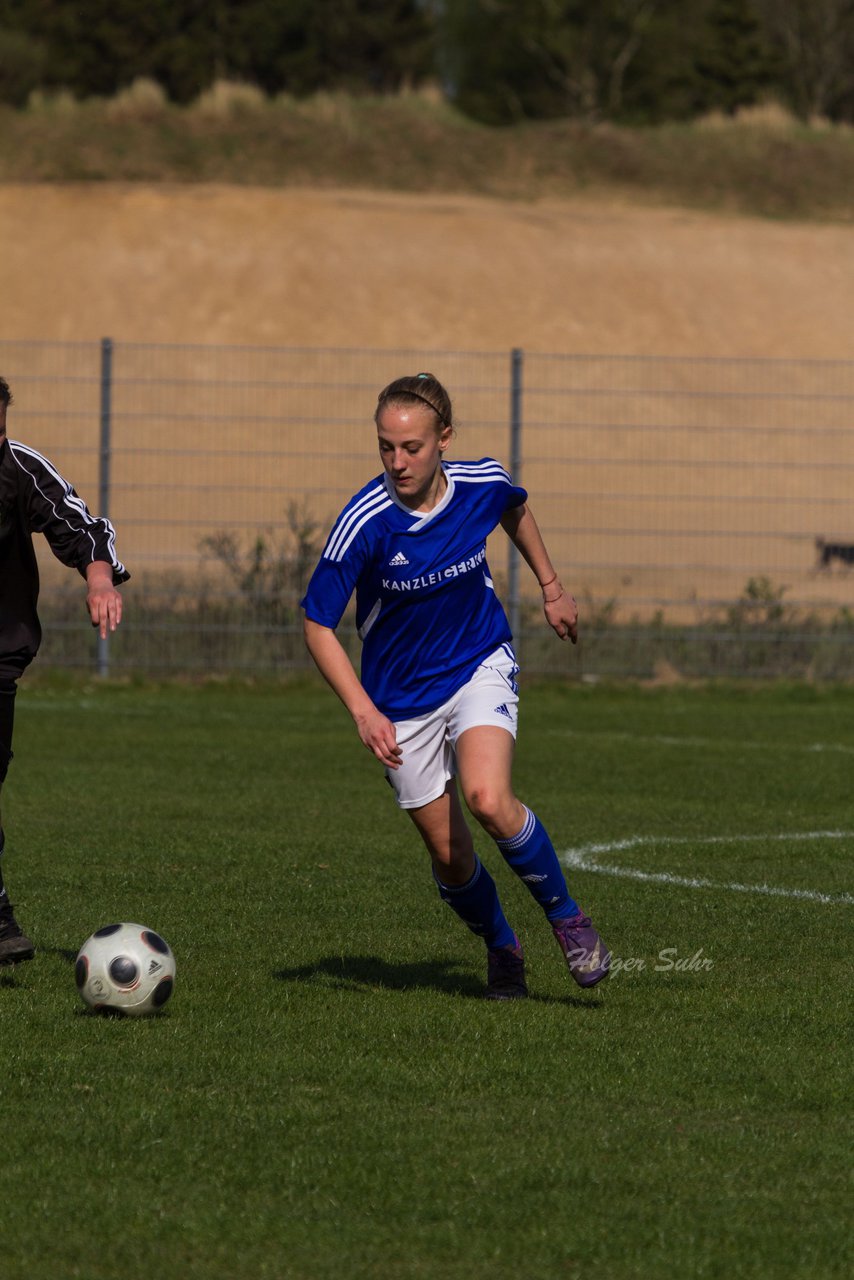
[383,464,455,523]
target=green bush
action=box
[0,27,47,107]
[34,570,854,682]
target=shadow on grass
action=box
[273,953,604,1008]
[43,946,78,964]
[274,953,481,997]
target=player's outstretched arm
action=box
[303,618,402,769]
[86,561,124,639]
[500,503,578,644]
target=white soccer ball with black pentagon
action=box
[75,922,176,1016]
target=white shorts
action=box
[386,644,520,810]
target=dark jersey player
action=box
[300,373,609,999]
[0,376,128,964]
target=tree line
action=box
[1,0,853,125]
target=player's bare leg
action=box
[406,780,476,884]
[455,724,525,840]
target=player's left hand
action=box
[87,580,123,638]
[544,586,578,644]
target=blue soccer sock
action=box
[495,807,580,922]
[434,856,517,951]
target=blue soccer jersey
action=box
[301,459,527,719]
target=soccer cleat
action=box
[0,901,35,964]
[484,938,528,1000]
[552,913,610,988]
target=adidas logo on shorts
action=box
[388,551,410,566]
[493,703,511,718]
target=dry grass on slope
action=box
[2,85,853,222]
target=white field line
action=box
[561,832,854,905]
[547,728,854,756]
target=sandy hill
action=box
[2,183,852,358]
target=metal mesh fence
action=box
[2,339,853,680]
[523,353,854,616]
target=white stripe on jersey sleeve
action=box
[444,460,513,485]
[12,442,99,524]
[10,441,126,573]
[324,485,393,562]
[358,597,382,640]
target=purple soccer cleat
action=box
[552,913,610,988]
[484,938,528,1000]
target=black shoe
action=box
[0,901,35,964]
[484,938,528,1000]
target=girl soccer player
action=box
[301,373,609,998]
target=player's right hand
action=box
[544,586,579,643]
[355,709,403,770]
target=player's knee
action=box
[464,781,505,830]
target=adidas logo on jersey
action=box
[493,703,511,718]
[388,551,410,566]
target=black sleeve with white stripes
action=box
[11,442,129,583]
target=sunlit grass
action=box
[0,677,851,1278]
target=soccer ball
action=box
[75,922,176,1016]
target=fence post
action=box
[508,347,524,640]
[97,337,113,677]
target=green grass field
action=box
[1,677,851,1280]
